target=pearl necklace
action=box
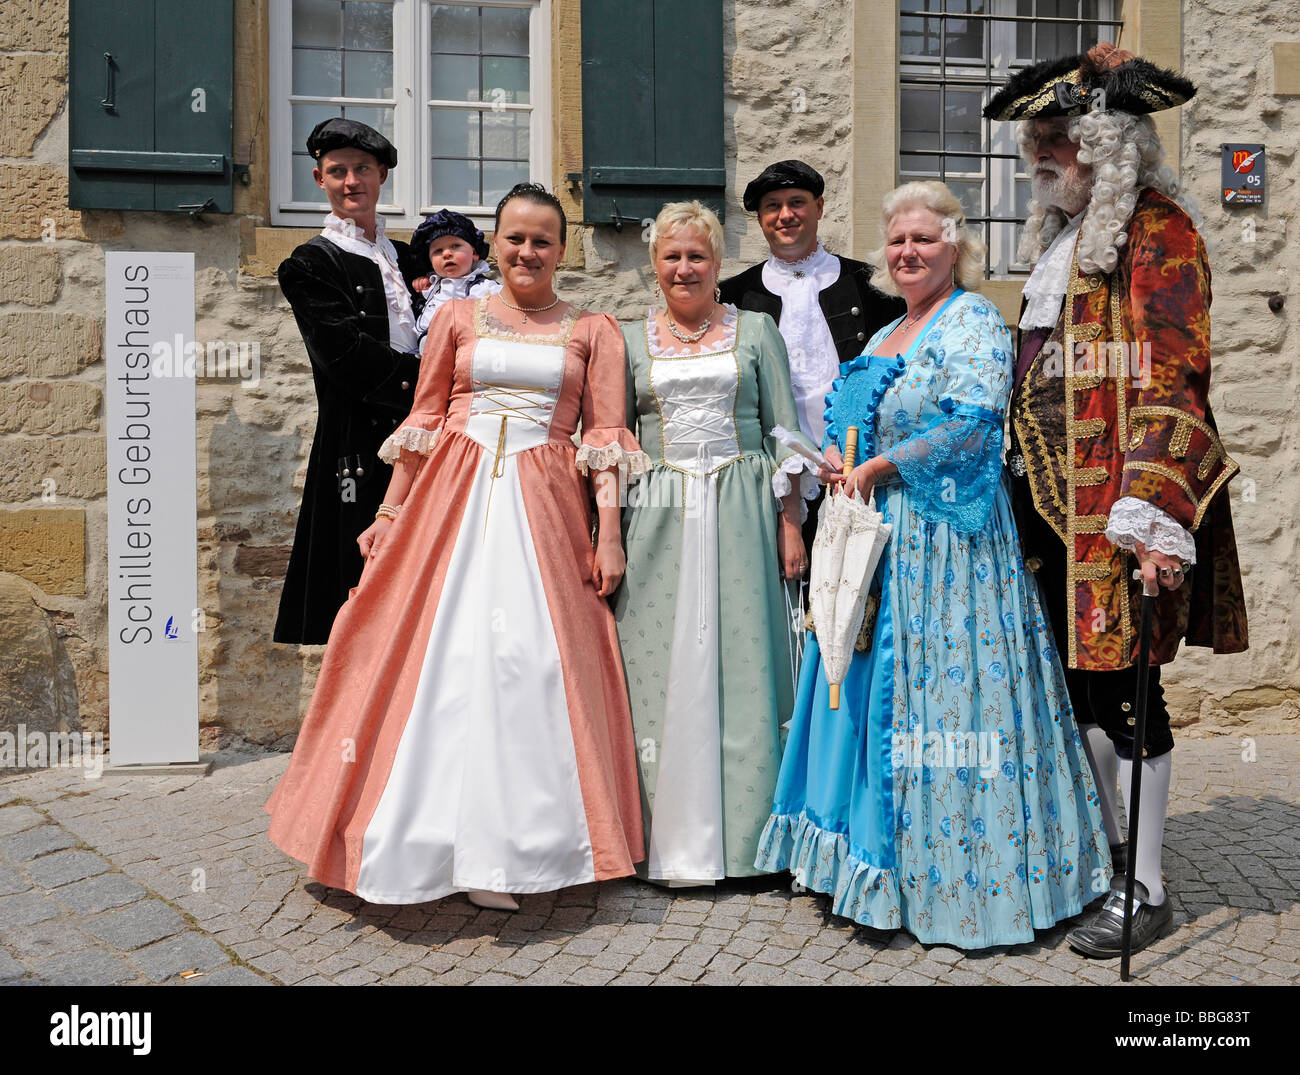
[665,305,717,344]
[496,292,560,323]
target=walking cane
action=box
[1120,565,1159,982]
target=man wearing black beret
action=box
[273,118,425,645]
[720,159,904,545]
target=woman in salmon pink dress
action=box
[266,184,646,909]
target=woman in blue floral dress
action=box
[755,181,1109,947]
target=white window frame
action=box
[899,0,1119,278]
[269,0,552,230]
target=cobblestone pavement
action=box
[1,734,1297,987]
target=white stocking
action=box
[1118,752,1172,907]
[1079,724,1123,846]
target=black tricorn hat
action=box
[306,117,398,168]
[742,159,825,212]
[983,43,1196,121]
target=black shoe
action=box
[1066,877,1174,959]
[1109,841,1128,876]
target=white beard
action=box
[1031,167,1091,215]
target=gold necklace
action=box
[497,292,560,323]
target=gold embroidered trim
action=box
[1075,417,1106,437]
[1129,422,1146,450]
[1063,247,1083,667]
[1192,451,1239,530]
[1072,371,1104,391]
[1197,438,1225,482]
[1122,460,1197,503]
[1129,404,1219,442]
[1110,283,1128,453]
[1169,417,1193,459]
[1004,68,1083,119]
[1074,562,1111,582]
[1074,466,1109,486]
[1074,513,1109,534]
[1071,322,1103,343]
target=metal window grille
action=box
[899,1,1122,279]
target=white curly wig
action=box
[1017,111,1199,275]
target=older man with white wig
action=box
[985,43,1248,960]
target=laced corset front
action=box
[645,306,742,477]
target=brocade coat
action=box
[1010,187,1248,670]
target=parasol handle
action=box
[828,426,859,711]
[843,427,859,475]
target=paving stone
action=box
[0,890,60,928]
[0,805,45,837]
[0,825,77,862]
[5,919,93,960]
[0,949,28,980]
[31,948,137,986]
[83,900,186,951]
[54,872,148,914]
[134,931,231,983]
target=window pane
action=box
[344,49,393,98]
[431,53,479,101]
[945,89,983,154]
[482,109,529,160]
[293,0,341,47]
[431,3,480,54]
[948,180,984,220]
[432,157,481,205]
[482,56,529,105]
[293,49,342,96]
[292,103,341,148]
[430,107,480,158]
[341,105,395,141]
[901,87,940,173]
[483,160,528,206]
[900,15,941,58]
[292,158,328,202]
[343,1,393,50]
[482,6,530,55]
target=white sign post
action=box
[104,252,203,771]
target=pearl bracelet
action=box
[375,503,402,521]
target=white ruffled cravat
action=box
[1019,209,1084,331]
[320,212,420,354]
[761,242,841,446]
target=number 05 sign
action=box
[1222,144,1265,206]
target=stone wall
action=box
[1,0,1296,746]
[1161,0,1300,735]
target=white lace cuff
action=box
[378,425,440,464]
[1105,496,1197,564]
[575,441,652,477]
[772,454,821,524]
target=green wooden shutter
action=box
[580,0,725,226]
[69,0,234,214]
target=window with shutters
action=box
[68,0,234,214]
[270,0,552,228]
[579,0,725,227]
[899,1,1121,278]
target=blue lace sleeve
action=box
[883,402,1004,533]
[881,295,1013,533]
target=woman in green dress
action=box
[614,201,821,885]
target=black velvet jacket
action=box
[273,235,424,645]
[719,255,905,364]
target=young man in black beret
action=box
[273,118,425,645]
[719,160,904,546]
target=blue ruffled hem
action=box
[822,352,906,457]
[755,809,1103,949]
